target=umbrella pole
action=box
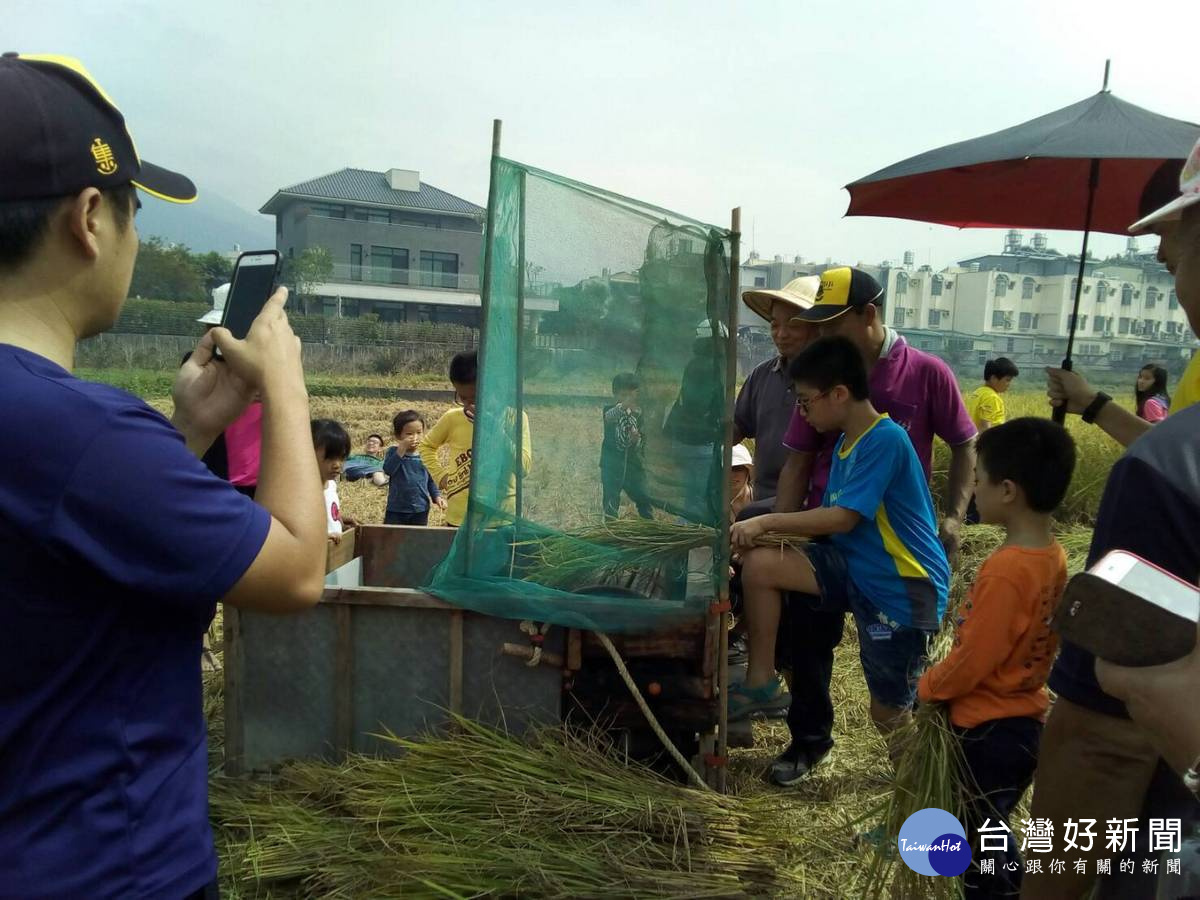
[1054,157,1101,424]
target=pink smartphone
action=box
[1053,550,1199,667]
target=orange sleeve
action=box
[918,573,1028,704]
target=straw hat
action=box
[741,275,820,323]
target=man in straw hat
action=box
[0,53,326,898]
[1023,140,1200,900]
[735,276,820,511]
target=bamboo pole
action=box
[716,207,741,793]
[463,119,502,574]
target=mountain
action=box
[136,189,274,254]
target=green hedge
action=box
[113,298,476,345]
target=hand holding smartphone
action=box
[216,250,282,355]
[1052,550,1200,667]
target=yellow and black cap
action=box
[0,53,196,204]
[792,266,885,323]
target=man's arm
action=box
[774,450,813,513]
[1046,366,1150,448]
[1096,623,1200,775]
[944,438,976,518]
[214,293,326,613]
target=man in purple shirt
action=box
[768,266,977,787]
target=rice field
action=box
[152,385,1109,897]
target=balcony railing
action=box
[329,263,480,292]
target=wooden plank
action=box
[448,610,464,716]
[334,604,354,758]
[325,527,360,573]
[222,606,244,776]
[566,629,582,671]
[702,609,718,678]
[583,629,705,661]
[321,586,458,611]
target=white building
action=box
[740,232,1195,372]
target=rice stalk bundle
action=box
[860,703,969,900]
[211,717,816,899]
[515,519,717,590]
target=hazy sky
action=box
[11,0,1193,267]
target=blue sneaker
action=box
[728,678,791,721]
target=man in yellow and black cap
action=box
[0,54,327,899]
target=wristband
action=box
[1081,391,1112,425]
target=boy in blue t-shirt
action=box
[730,336,949,776]
[381,410,445,526]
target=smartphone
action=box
[1052,550,1200,667]
[221,250,281,341]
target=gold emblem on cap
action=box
[91,138,118,175]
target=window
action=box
[1170,291,1180,310]
[753,276,766,287]
[994,275,1008,299]
[931,275,943,296]
[1145,318,1157,334]
[893,306,906,326]
[1019,312,1033,330]
[1146,287,1159,309]
[1121,284,1133,306]
[370,246,409,284]
[928,309,942,327]
[352,207,391,224]
[1022,277,1036,300]
[1119,317,1131,335]
[419,251,459,288]
[895,272,908,295]
[1097,281,1109,303]
[992,310,1008,328]
[1068,314,1088,330]
[310,203,346,218]
[350,244,363,281]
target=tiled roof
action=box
[260,168,483,216]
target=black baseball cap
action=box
[0,53,196,204]
[791,266,885,323]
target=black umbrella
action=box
[845,63,1199,421]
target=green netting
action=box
[424,157,733,633]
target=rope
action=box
[593,630,713,793]
[519,620,551,667]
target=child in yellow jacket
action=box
[420,351,531,527]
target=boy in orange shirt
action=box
[917,417,1075,899]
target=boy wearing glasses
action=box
[730,336,950,781]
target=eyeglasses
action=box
[795,390,830,414]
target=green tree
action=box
[129,237,205,302]
[283,247,334,315]
[196,251,232,292]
